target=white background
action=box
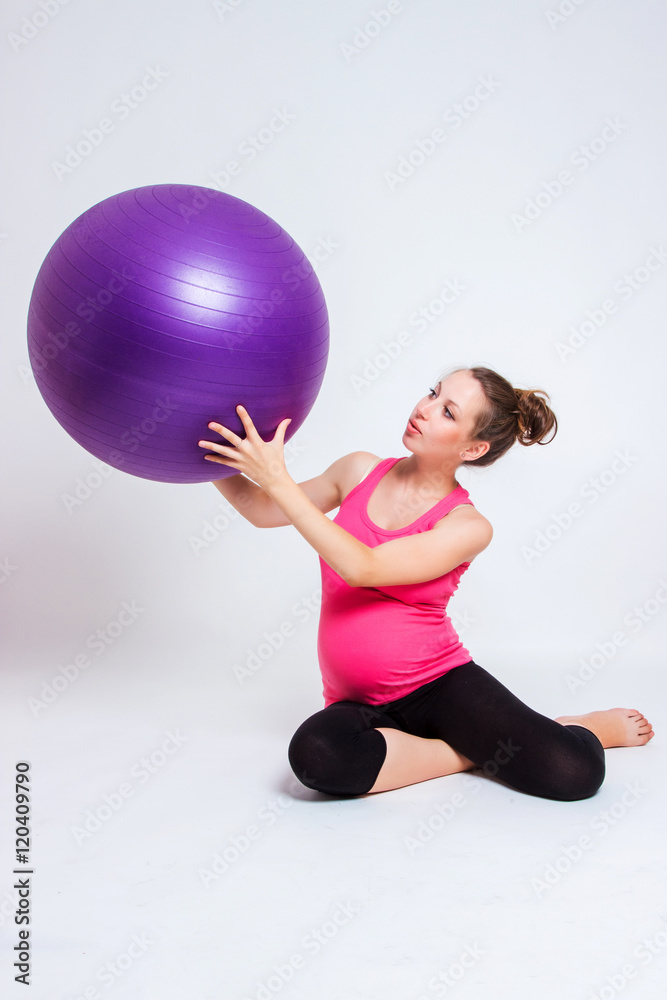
[1,1,666,998]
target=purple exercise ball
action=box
[26,184,329,484]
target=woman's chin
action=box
[402,427,420,446]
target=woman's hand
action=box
[198,405,292,492]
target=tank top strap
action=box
[422,484,475,530]
[341,456,475,530]
[340,457,398,509]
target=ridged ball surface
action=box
[27,184,329,483]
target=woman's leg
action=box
[288,698,476,797]
[365,729,476,793]
[288,696,475,795]
[288,664,653,800]
[368,705,654,795]
[287,700,401,797]
[553,708,654,748]
[404,661,609,801]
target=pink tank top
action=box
[317,457,475,707]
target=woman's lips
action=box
[408,419,421,434]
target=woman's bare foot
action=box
[554,708,655,749]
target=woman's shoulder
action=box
[435,500,493,547]
[336,451,384,504]
[356,452,385,482]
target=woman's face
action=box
[403,370,490,464]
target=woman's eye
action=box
[428,388,452,417]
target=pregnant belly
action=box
[317,597,453,695]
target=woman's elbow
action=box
[346,559,374,588]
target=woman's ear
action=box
[461,441,490,462]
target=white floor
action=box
[3,0,667,995]
[2,637,664,1000]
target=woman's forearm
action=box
[267,472,370,585]
[212,474,266,526]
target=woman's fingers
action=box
[207,407,257,440]
[234,404,262,439]
[207,408,288,445]
[274,417,292,443]
[197,438,234,455]
[207,420,239,442]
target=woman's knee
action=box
[287,713,387,797]
[549,763,605,800]
[543,739,606,801]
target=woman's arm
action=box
[198,406,490,586]
[211,451,377,528]
[358,508,493,586]
[268,476,492,586]
[211,473,264,525]
[198,407,372,581]
[265,473,372,583]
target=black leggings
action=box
[288,661,605,801]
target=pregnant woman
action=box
[198,366,654,801]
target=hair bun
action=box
[439,365,558,467]
[514,386,556,445]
